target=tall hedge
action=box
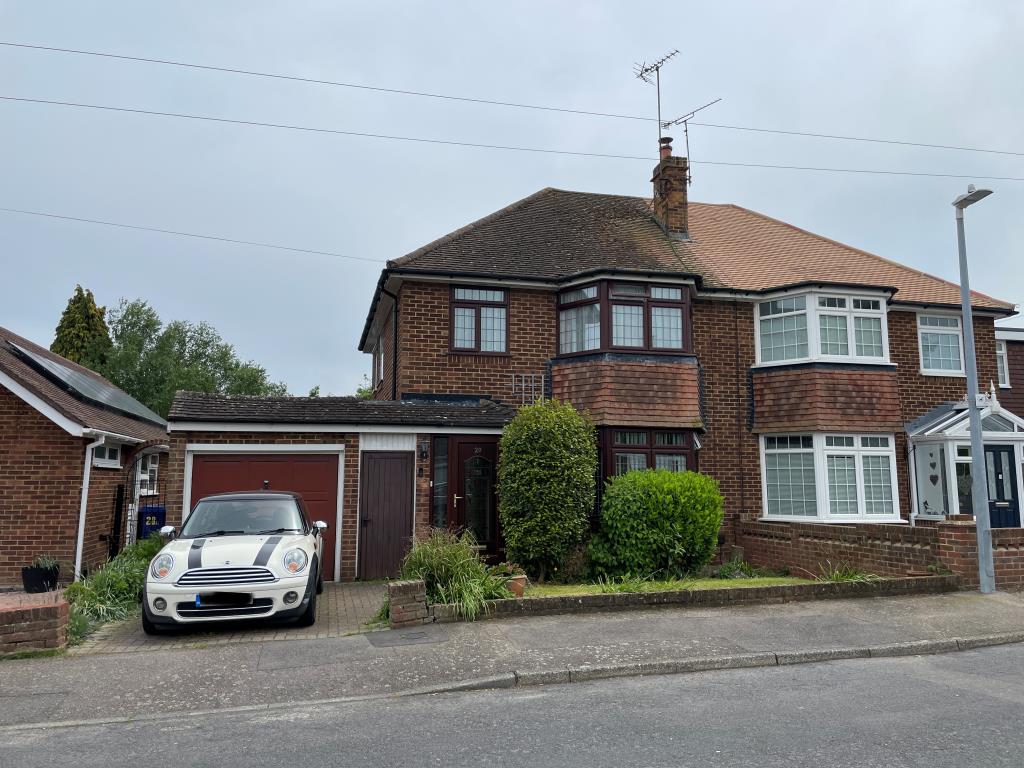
[498,400,596,580]
[589,469,723,579]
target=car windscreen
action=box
[181,498,305,538]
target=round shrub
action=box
[589,469,723,579]
[498,400,597,581]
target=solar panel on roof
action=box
[9,342,166,426]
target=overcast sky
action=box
[2,1,1021,396]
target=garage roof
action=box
[169,391,516,428]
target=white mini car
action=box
[142,491,327,634]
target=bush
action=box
[399,529,511,621]
[65,534,165,642]
[498,400,597,580]
[589,469,723,579]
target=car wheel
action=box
[141,598,163,635]
[296,570,318,627]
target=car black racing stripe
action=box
[253,536,282,566]
[188,538,206,569]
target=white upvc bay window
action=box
[760,433,901,522]
[755,291,889,366]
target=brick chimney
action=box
[651,136,689,238]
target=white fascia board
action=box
[169,421,504,435]
[996,328,1024,342]
[0,369,84,436]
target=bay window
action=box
[558,281,689,356]
[755,291,889,365]
[761,433,899,521]
[917,314,964,375]
[606,429,695,477]
[451,287,507,353]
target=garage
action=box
[187,452,341,580]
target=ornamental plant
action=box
[589,469,723,579]
[497,400,597,581]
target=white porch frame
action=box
[183,443,347,581]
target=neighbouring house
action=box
[0,327,168,587]
[996,325,1024,415]
[164,393,514,581]
[353,137,1021,567]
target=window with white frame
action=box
[756,292,888,365]
[918,315,964,374]
[371,342,383,386]
[762,433,899,521]
[997,340,1010,388]
[137,453,159,496]
[92,443,123,469]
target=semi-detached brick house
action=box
[354,138,1022,558]
[0,327,168,587]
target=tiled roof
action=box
[388,188,1013,310]
[169,391,516,428]
[0,326,167,442]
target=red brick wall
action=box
[165,431,362,580]
[692,299,760,543]
[0,591,68,655]
[550,359,702,428]
[392,282,555,404]
[752,366,902,432]
[0,389,85,586]
[1000,339,1024,414]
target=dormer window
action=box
[755,291,889,366]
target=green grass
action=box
[525,576,810,598]
[0,648,65,662]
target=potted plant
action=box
[22,554,60,593]
[491,562,528,597]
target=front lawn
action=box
[525,576,811,598]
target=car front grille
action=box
[175,598,275,618]
[176,567,277,587]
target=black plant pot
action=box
[21,565,60,593]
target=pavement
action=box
[6,645,1024,767]
[70,581,385,654]
[6,589,1024,729]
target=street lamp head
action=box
[953,185,993,210]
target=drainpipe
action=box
[74,433,105,581]
[381,287,399,400]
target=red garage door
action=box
[190,454,339,580]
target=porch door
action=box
[985,445,1020,528]
[450,438,500,556]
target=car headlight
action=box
[151,553,174,580]
[282,549,308,575]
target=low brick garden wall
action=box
[737,516,1024,590]
[0,590,68,656]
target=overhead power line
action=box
[0,206,384,263]
[2,40,1023,158]
[4,94,1024,182]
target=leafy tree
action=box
[101,299,287,417]
[497,400,597,581]
[51,285,112,371]
[308,385,321,398]
[354,374,374,399]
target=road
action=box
[4,644,1023,767]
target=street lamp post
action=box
[953,184,995,594]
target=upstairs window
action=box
[558,281,689,356]
[997,340,1010,388]
[918,314,964,375]
[451,287,507,354]
[755,292,888,365]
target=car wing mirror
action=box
[158,525,176,540]
[313,521,328,535]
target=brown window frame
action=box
[601,428,698,478]
[449,286,509,355]
[557,281,691,357]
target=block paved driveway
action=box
[70,582,385,655]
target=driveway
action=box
[70,581,385,655]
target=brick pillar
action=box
[937,516,979,588]
[388,579,429,629]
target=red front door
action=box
[449,438,500,556]
[189,454,339,580]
